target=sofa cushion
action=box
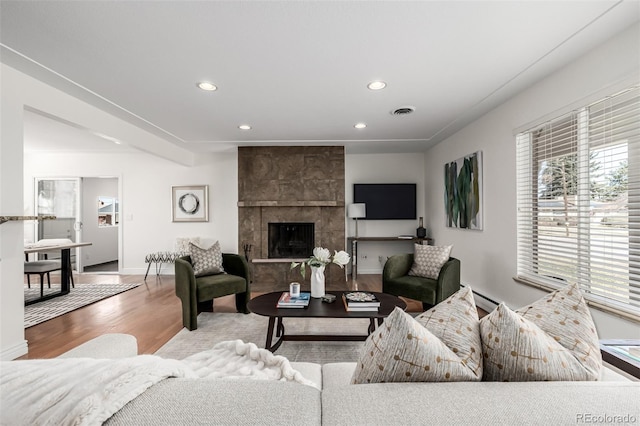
[408,244,452,279]
[322,362,358,389]
[290,362,323,389]
[189,241,224,277]
[480,283,602,381]
[414,286,482,379]
[351,304,482,384]
[58,334,138,359]
[105,378,321,426]
[321,381,640,426]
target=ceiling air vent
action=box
[391,106,415,115]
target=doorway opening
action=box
[33,177,120,274]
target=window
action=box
[516,86,640,319]
[98,196,119,227]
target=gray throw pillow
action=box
[408,244,452,279]
[189,241,224,277]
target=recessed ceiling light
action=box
[354,123,367,129]
[197,82,217,91]
[238,124,251,130]
[367,81,386,90]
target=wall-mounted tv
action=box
[353,183,416,220]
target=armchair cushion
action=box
[196,273,246,302]
[408,244,452,279]
[189,241,224,277]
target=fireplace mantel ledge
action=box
[252,258,308,264]
[238,201,344,207]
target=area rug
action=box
[155,312,370,364]
[24,283,140,328]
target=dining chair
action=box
[25,239,76,295]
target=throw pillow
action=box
[480,283,602,382]
[414,286,483,379]
[175,237,201,254]
[351,292,482,384]
[189,241,224,277]
[408,244,452,279]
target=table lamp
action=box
[348,203,366,238]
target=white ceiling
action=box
[2,1,639,155]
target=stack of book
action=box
[276,291,311,308]
[342,291,380,312]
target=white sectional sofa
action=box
[44,334,640,425]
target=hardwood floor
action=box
[19,273,462,359]
[21,273,184,358]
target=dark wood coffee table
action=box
[247,291,407,352]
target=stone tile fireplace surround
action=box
[238,146,346,292]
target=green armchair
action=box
[175,254,250,331]
[382,254,460,310]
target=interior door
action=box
[34,177,83,271]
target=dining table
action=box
[24,240,92,305]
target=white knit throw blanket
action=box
[0,340,314,426]
[183,340,317,388]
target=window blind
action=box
[516,86,640,319]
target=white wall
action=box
[424,24,640,338]
[24,151,239,274]
[0,66,28,360]
[1,63,199,359]
[345,153,426,273]
[82,177,119,267]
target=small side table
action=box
[600,339,640,379]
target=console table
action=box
[347,236,432,279]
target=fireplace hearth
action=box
[268,222,314,259]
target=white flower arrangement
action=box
[290,247,350,278]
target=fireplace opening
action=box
[268,222,314,259]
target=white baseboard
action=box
[467,286,499,313]
[355,268,383,275]
[120,267,175,276]
[1,340,28,361]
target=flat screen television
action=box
[353,183,416,220]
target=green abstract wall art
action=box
[445,150,483,230]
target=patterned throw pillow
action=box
[408,244,452,279]
[480,283,602,382]
[189,241,224,277]
[414,286,483,379]
[351,288,482,384]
